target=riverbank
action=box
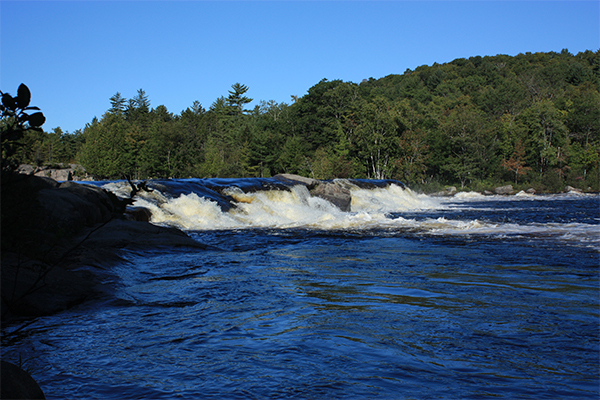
[14,163,596,196]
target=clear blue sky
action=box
[1,1,598,134]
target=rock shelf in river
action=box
[1,173,203,321]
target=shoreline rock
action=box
[1,173,204,322]
[494,185,514,195]
[430,186,457,197]
[18,163,92,181]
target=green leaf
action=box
[28,112,45,127]
[16,83,31,109]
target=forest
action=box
[4,49,599,192]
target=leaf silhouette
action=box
[28,112,45,127]
[16,83,31,109]
[2,93,16,111]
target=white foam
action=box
[515,190,534,197]
[120,182,439,231]
[99,181,599,250]
[454,191,485,199]
[350,183,440,212]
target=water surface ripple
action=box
[2,184,598,399]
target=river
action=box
[2,178,599,399]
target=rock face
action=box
[494,185,514,195]
[310,182,352,212]
[1,172,202,321]
[1,361,45,399]
[37,181,122,236]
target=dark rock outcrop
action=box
[1,361,45,399]
[37,181,121,236]
[125,206,153,222]
[1,173,203,321]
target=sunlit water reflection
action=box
[2,182,598,399]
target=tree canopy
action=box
[4,50,599,192]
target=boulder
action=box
[125,206,153,222]
[565,185,583,193]
[430,186,457,197]
[273,174,320,189]
[53,169,72,181]
[494,185,514,195]
[17,163,36,175]
[445,186,457,196]
[34,168,72,181]
[1,361,45,399]
[310,182,352,212]
[526,188,536,194]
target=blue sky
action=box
[1,1,598,133]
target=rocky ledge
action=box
[1,172,204,322]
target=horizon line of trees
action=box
[6,49,599,192]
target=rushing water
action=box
[2,179,599,399]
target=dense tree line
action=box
[8,49,600,192]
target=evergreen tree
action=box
[226,83,253,115]
[109,92,127,114]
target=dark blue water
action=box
[2,180,599,399]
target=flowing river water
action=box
[2,179,599,399]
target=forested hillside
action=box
[7,49,599,192]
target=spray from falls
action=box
[104,178,438,231]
